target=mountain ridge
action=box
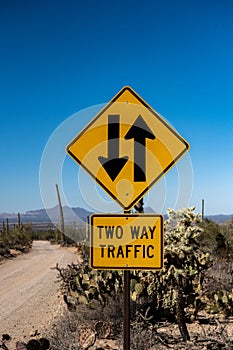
[0,206,232,224]
[0,205,92,224]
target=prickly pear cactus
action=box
[205,289,233,316]
[72,268,123,305]
[56,255,124,308]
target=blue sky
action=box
[0,0,233,215]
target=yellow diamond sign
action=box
[66,86,189,210]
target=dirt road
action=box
[0,240,77,348]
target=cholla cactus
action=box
[130,207,212,340]
[164,207,207,282]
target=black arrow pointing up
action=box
[98,115,128,181]
[125,115,156,182]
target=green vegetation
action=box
[64,224,86,242]
[55,208,222,343]
[0,218,86,260]
[0,223,56,259]
[0,225,32,258]
[2,209,233,348]
[198,216,233,257]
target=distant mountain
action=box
[0,206,92,224]
[144,208,233,224]
[144,206,155,213]
[206,214,233,224]
[0,206,232,225]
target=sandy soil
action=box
[0,240,77,348]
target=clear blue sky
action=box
[0,0,233,215]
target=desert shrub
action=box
[221,216,233,254]
[64,225,86,242]
[30,229,57,241]
[56,208,214,341]
[198,218,233,258]
[0,227,33,257]
[129,208,212,340]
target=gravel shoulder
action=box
[0,240,77,348]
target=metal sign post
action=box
[123,209,131,350]
[90,211,164,349]
[124,269,130,350]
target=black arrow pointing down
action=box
[98,115,128,181]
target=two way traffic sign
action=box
[66,86,189,210]
[90,214,164,270]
